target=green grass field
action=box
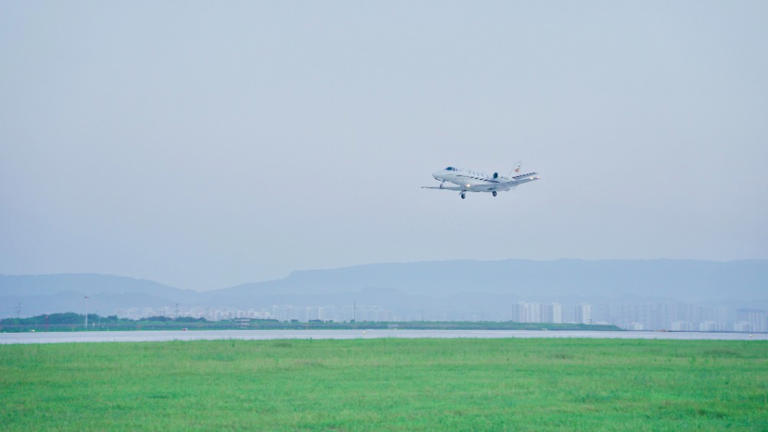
[1,338,767,431]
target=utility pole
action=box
[353,300,357,322]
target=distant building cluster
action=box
[508,302,590,325]
[116,302,768,333]
[508,302,767,332]
[117,304,396,323]
[594,304,768,332]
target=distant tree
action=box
[47,313,83,324]
[174,316,206,322]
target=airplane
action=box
[422,164,540,199]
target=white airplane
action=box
[422,164,540,199]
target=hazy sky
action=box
[1,1,766,290]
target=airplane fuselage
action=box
[424,166,539,199]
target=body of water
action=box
[1,329,766,344]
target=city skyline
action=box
[110,300,766,333]
[3,259,766,331]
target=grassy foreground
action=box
[1,338,767,431]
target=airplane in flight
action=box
[422,164,540,199]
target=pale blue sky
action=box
[1,1,766,290]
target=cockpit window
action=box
[445,166,456,171]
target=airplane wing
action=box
[506,177,538,186]
[421,185,464,191]
[503,172,540,187]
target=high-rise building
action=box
[733,321,751,332]
[552,303,563,324]
[541,304,553,323]
[670,321,693,331]
[575,304,592,324]
[520,302,542,323]
[739,309,768,332]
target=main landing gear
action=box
[492,191,497,197]
[460,192,466,199]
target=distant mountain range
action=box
[2,259,767,318]
[0,274,197,318]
